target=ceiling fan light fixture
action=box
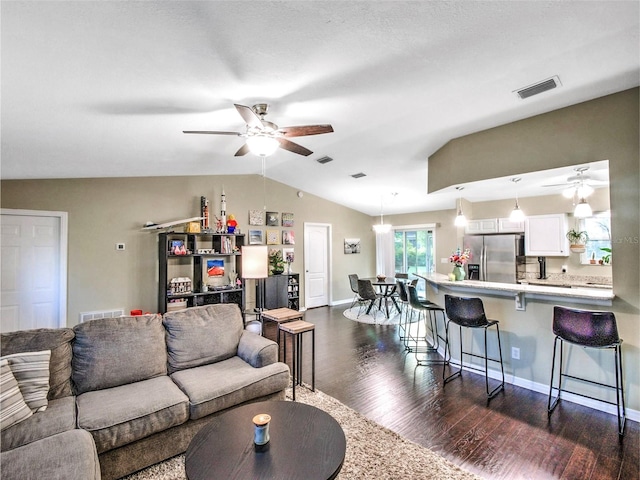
[574,198,592,218]
[576,183,594,198]
[246,135,279,157]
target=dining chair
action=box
[348,274,364,310]
[443,294,505,399]
[356,279,382,318]
[548,305,626,436]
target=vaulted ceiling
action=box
[2,1,638,215]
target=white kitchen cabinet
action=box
[465,217,524,234]
[498,217,525,233]
[465,218,498,234]
[524,214,569,256]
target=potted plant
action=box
[566,228,588,253]
[600,247,611,265]
[589,251,597,264]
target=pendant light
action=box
[574,197,593,218]
[454,186,467,227]
[509,178,526,222]
[373,195,392,233]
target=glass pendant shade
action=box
[509,204,526,222]
[574,198,592,218]
[454,208,467,227]
[246,135,279,157]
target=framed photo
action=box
[344,238,361,254]
[266,229,279,245]
[266,211,279,226]
[249,210,264,226]
[207,259,225,277]
[283,247,295,263]
[169,239,187,255]
[248,229,264,245]
[282,230,295,245]
[281,212,294,227]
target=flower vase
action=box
[452,265,466,281]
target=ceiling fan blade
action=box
[234,144,250,157]
[183,130,241,135]
[542,182,574,187]
[279,124,334,137]
[234,104,263,129]
[276,138,313,156]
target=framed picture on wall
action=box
[249,210,264,226]
[282,230,295,245]
[344,238,361,254]
[266,230,279,245]
[281,212,294,227]
[266,212,279,226]
[248,229,264,245]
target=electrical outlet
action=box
[116,243,125,251]
[511,347,520,360]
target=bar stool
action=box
[279,320,315,401]
[406,285,447,365]
[395,280,410,341]
[548,305,626,436]
[443,294,505,399]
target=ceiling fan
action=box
[542,166,607,199]
[183,103,333,157]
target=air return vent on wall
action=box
[514,76,561,99]
[351,172,366,178]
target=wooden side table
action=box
[261,308,303,360]
[279,320,315,401]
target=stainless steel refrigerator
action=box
[463,234,525,283]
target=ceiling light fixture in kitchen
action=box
[454,186,467,227]
[574,197,593,218]
[509,178,526,222]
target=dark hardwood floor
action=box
[268,306,639,480]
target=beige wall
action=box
[423,88,639,413]
[1,175,376,324]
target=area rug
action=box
[124,387,482,480]
[342,305,402,325]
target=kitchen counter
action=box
[416,273,614,309]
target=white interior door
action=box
[1,209,67,332]
[304,223,331,308]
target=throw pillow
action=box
[0,359,33,430]
[1,350,51,412]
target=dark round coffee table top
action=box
[185,400,346,480]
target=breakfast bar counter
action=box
[417,273,614,309]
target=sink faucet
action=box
[538,256,547,279]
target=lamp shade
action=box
[241,245,268,278]
[373,223,392,234]
[246,135,279,157]
[574,198,592,218]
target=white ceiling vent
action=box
[316,156,333,164]
[514,76,562,99]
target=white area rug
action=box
[124,386,483,480]
[342,305,402,325]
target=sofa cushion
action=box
[72,314,167,394]
[163,304,244,374]
[0,328,74,400]
[0,429,100,480]
[1,396,76,452]
[0,359,32,431]
[76,376,189,453]
[170,356,290,420]
[1,350,51,412]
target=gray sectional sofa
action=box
[1,304,290,479]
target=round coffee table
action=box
[185,400,346,480]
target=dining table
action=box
[364,277,402,318]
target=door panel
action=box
[1,211,66,331]
[304,224,330,308]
